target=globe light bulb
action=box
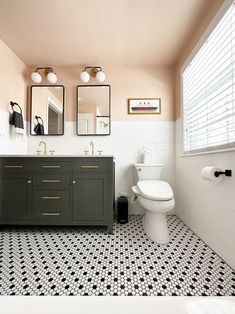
[47,72,58,84]
[31,71,42,83]
[80,71,90,83]
[96,70,106,82]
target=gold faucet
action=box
[39,141,47,155]
[90,141,95,155]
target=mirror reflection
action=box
[77,85,110,135]
[30,85,64,135]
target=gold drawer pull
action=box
[42,196,61,200]
[42,179,61,183]
[4,165,23,168]
[81,165,99,169]
[41,212,60,216]
[42,165,61,168]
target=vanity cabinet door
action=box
[72,172,108,221]
[0,173,32,220]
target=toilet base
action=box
[143,211,169,244]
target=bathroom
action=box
[0,0,235,312]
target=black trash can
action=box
[117,196,128,224]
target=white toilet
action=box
[132,163,175,244]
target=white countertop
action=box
[0,154,114,158]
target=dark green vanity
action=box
[0,156,114,233]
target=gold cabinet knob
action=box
[72,180,76,184]
[27,180,32,184]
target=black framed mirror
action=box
[30,85,65,135]
[77,85,111,135]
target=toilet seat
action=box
[137,180,173,201]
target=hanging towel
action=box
[9,101,24,135]
[34,116,45,135]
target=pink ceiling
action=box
[0,0,224,66]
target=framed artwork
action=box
[128,98,161,114]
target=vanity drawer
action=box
[34,173,70,190]
[72,160,109,171]
[34,161,70,172]
[1,161,34,172]
[33,190,70,219]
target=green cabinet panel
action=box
[73,172,108,221]
[0,157,114,232]
[0,173,32,220]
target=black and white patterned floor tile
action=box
[0,215,234,296]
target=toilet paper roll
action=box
[201,167,224,182]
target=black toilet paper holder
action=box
[214,169,232,177]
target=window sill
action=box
[180,147,235,157]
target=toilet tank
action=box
[134,163,164,181]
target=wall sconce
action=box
[31,67,58,84]
[80,66,106,83]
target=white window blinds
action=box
[182,2,235,153]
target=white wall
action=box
[175,118,235,269]
[27,120,175,214]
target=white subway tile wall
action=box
[27,121,175,214]
[175,118,235,269]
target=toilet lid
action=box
[137,180,173,201]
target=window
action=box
[182,1,235,153]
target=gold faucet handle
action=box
[97,150,103,156]
[36,150,41,155]
[83,150,89,156]
[49,150,55,156]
